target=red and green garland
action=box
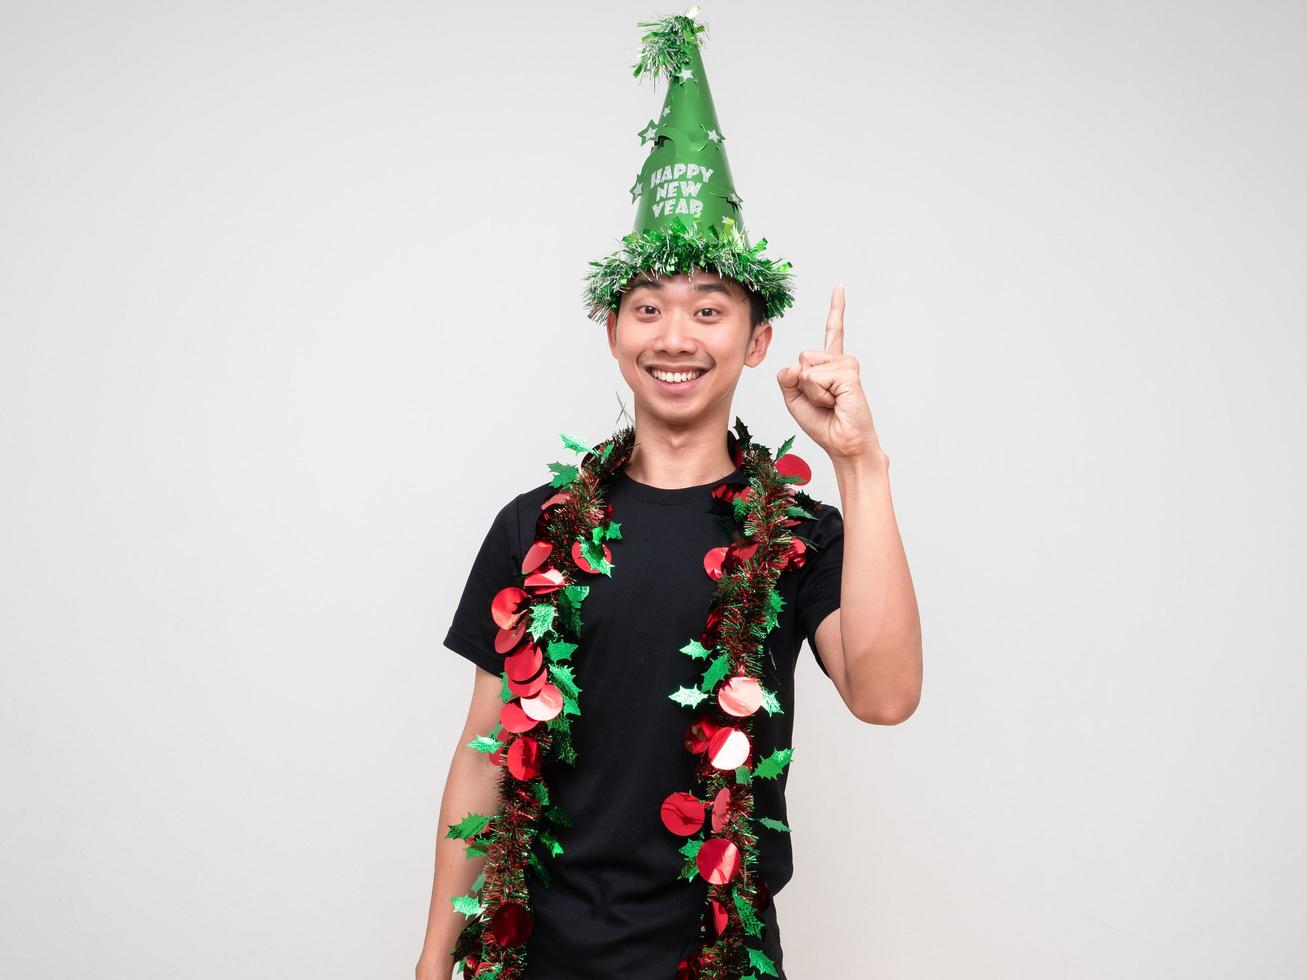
[448,418,823,979]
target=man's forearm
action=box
[417,740,501,973]
[833,450,922,722]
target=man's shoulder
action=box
[493,478,561,528]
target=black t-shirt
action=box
[443,461,844,979]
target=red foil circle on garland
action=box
[684,717,720,753]
[660,791,705,835]
[524,567,566,594]
[490,587,528,630]
[696,837,742,884]
[499,701,537,734]
[704,606,722,633]
[776,453,811,484]
[506,736,541,781]
[571,540,613,574]
[490,900,532,947]
[708,727,750,770]
[676,950,702,980]
[506,664,547,699]
[711,786,734,833]
[504,642,543,683]
[787,535,808,569]
[493,621,526,654]
[521,683,563,722]
[540,491,569,510]
[731,541,758,565]
[718,675,763,717]
[703,545,728,581]
[521,540,552,574]
[710,897,730,938]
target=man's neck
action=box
[622,403,738,490]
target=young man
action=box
[417,11,921,980]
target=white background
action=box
[2,1,1305,977]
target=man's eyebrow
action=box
[691,281,734,296]
[625,278,734,294]
[625,277,663,293]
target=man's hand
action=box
[775,284,883,462]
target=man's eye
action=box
[697,307,720,317]
[639,305,658,315]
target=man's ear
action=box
[744,321,773,367]
[606,309,619,356]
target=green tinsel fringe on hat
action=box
[583,217,795,323]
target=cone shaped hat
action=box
[583,9,795,322]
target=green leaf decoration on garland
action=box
[528,848,551,886]
[732,887,764,937]
[466,733,503,754]
[560,432,592,454]
[735,763,752,784]
[776,434,796,460]
[668,685,708,709]
[497,672,513,703]
[746,945,779,976]
[757,815,791,833]
[680,638,712,660]
[753,747,794,780]
[699,652,730,692]
[603,520,623,540]
[549,663,581,700]
[579,536,614,576]
[560,692,581,718]
[538,828,565,858]
[450,893,483,918]
[786,504,816,520]
[558,584,590,636]
[677,836,703,881]
[544,804,573,828]
[552,724,577,766]
[563,583,591,604]
[446,813,491,840]
[548,461,578,487]
[547,639,578,662]
[528,602,557,640]
[760,686,782,716]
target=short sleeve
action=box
[442,496,522,677]
[794,502,844,677]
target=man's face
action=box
[605,270,773,423]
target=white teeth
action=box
[651,368,704,383]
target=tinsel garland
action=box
[448,418,826,979]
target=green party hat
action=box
[583,8,795,323]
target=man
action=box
[417,10,921,979]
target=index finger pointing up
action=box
[824,283,845,355]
